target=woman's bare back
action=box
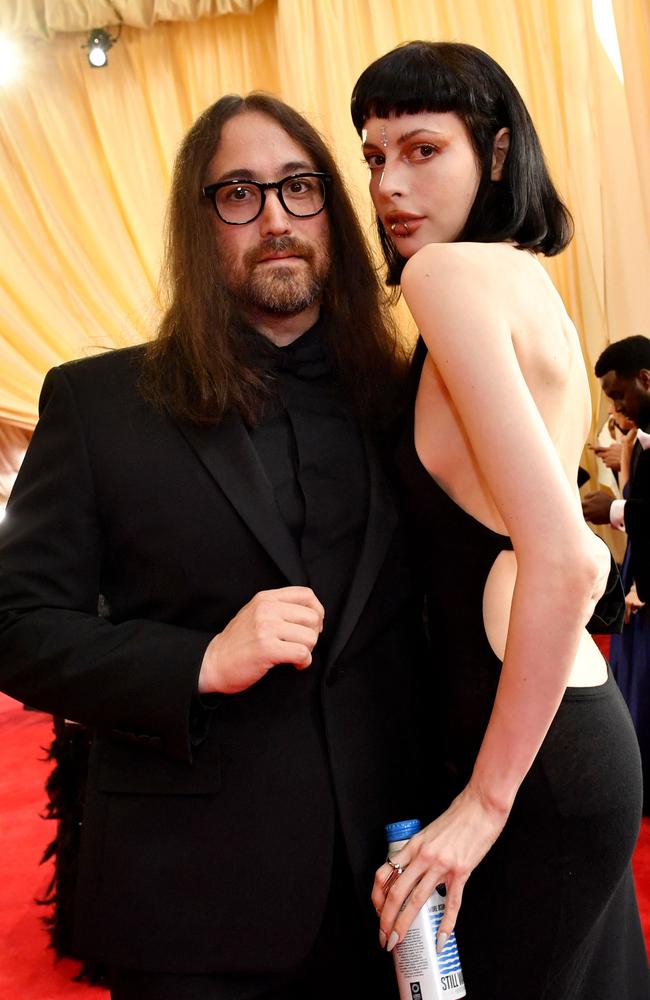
[411,242,606,684]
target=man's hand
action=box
[198,587,324,694]
[625,584,645,625]
[582,491,613,525]
[588,443,622,471]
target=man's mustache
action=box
[244,237,315,267]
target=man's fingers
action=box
[255,588,325,631]
[277,622,320,650]
[270,641,312,669]
[262,586,324,616]
[276,601,323,631]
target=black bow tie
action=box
[275,333,332,380]
[249,321,334,382]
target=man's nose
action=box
[258,189,292,236]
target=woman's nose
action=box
[374,158,406,200]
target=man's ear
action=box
[490,128,510,181]
[638,368,650,390]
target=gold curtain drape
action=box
[0,1,266,37]
[0,0,648,502]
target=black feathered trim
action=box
[38,716,107,984]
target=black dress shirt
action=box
[246,316,369,640]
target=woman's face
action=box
[361,110,484,255]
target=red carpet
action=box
[0,691,648,996]
[635,819,650,955]
[0,694,106,997]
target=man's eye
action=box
[223,185,255,202]
[287,180,311,194]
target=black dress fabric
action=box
[396,339,649,1000]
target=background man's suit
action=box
[622,432,650,603]
[0,345,431,974]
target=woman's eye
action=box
[364,154,385,170]
[412,143,436,160]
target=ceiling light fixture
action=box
[83,27,120,68]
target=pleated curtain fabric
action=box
[0,0,648,493]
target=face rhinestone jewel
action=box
[380,125,389,148]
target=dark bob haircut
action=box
[350,41,573,284]
[595,335,650,379]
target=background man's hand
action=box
[582,491,614,525]
[198,587,324,694]
[625,584,645,625]
[589,442,622,471]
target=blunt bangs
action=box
[351,43,479,134]
[350,42,506,135]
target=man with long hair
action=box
[0,95,430,998]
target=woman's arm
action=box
[375,243,608,951]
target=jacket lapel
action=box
[326,432,397,667]
[175,411,308,586]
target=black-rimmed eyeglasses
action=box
[201,172,331,225]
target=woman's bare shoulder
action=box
[402,242,519,297]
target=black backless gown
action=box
[397,339,649,999]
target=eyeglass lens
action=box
[215,175,326,223]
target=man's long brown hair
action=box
[141,92,407,427]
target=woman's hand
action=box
[373,784,509,953]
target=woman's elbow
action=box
[562,539,610,609]
[521,538,608,605]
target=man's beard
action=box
[223,236,330,316]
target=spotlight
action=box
[0,34,22,85]
[83,28,117,68]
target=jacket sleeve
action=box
[0,366,213,763]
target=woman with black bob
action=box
[351,41,648,998]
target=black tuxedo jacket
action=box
[624,438,650,602]
[0,346,432,974]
